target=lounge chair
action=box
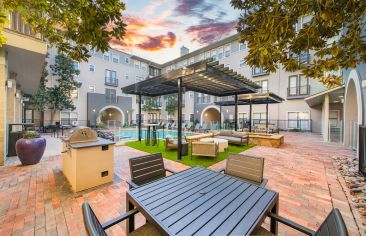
[254,208,347,236]
[167,122,173,129]
[164,136,177,151]
[127,153,176,188]
[217,153,268,187]
[82,202,162,236]
[191,141,218,160]
[193,123,201,131]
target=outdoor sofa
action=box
[214,130,248,145]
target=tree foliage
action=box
[31,60,49,112]
[142,96,160,112]
[231,0,366,88]
[1,0,126,61]
[164,94,178,115]
[48,54,81,119]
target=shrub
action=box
[23,131,40,139]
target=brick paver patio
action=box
[0,132,364,235]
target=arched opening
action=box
[201,106,221,129]
[98,106,125,128]
[344,70,363,150]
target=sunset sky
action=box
[110,0,240,64]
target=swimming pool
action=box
[118,129,196,140]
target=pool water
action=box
[118,129,196,140]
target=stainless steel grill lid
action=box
[63,127,98,144]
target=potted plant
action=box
[15,131,46,165]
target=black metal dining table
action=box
[126,166,279,236]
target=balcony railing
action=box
[7,12,42,39]
[105,77,118,87]
[287,85,310,98]
[106,94,117,104]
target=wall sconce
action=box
[226,109,229,113]
[92,109,96,112]
[196,110,199,113]
[127,110,129,113]
[109,113,112,117]
[6,80,12,89]
[205,113,208,117]
[15,93,20,99]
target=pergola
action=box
[215,92,284,132]
[121,59,260,160]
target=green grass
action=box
[125,140,255,168]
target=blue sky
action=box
[110,0,240,63]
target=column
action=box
[0,48,7,165]
[249,100,252,132]
[323,94,330,142]
[138,94,142,142]
[177,77,183,160]
[234,94,238,131]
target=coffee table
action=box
[200,137,228,152]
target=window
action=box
[329,111,340,128]
[211,50,217,61]
[136,114,144,123]
[218,47,224,60]
[134,61,140,69]
[205,51,211,59]
[199,53,205,61]
[288,75,309,97]
[141,63,147,71]
[105,88,117,104]
[112,54,119,63]
[256,80,268,93]
[183,60,187,67]
[295,15,313,32]
[88,86,95,93]
[105,70,117,86]
[89,65,95,72]
[125,74,129,80]
[224,44,231,57]
[70,89,78,99]
[239,42,247,50]
[125,57,129,64]
[89,46,95,54]
[291,51,310,65]
[189,57,194,65]
[239,60,246,68]
[103,52,110,61]
[288,112,310,130]
[72,61,79,71]
[252,67,268,76]
[60,111,78,125]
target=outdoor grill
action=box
[61,127,115,192]
[62,127,98,152]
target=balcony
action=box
[105,77,118,87]
[252,67,269,77]
[287,85,310,98]
[196,97,211,104]
[6,12,42,39]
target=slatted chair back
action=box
[315,208,348,236]
[129,153,166,186]
[82,202,107,236]
[225,153,264,185]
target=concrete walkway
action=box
[0,132,364,235]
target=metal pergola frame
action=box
[215,92,284,132]
[121,59,260,160]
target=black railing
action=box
[105,77,118,87]
[287,85,310,97]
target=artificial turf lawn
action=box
[125,140,255,168]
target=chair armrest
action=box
[102,208,139,229]
[165,167,177,174]
[259,178,268,188]
[268,213,315,236]
[126,179,139,189]
[217,167,225,173]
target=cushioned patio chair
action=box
[82,202,162,236]
[253,208,348,236]
[164,136,177,151]
[127,153,177,189]
[218,153,268,187]
[191,141,218,160]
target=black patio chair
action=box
[82,202,161,236]
[254,208,348,236]
[127,153,177,189]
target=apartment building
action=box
[0,12,47,164]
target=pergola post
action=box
[249,99,252,133]
[266,98,269,133]
[138,94,142,142]
[177,77,183,160]
[219,104,222,130]
[234,94,238,131]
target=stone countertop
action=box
[68,138,115,149]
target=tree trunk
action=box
[40,111,44,127]
[51,110,56,124]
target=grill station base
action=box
[61,127,115,192]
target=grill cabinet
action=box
[61,127,115,192]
